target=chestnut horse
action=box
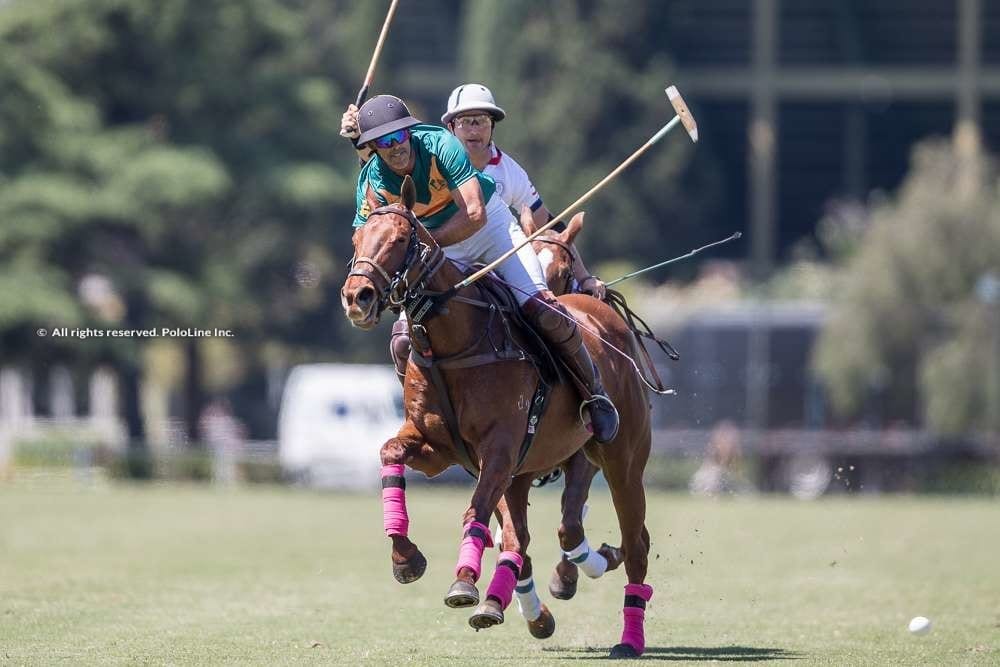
[341,177,654,658]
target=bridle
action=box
[532,233,578,296]
[347,204,449,322]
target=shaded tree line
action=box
[1,0,728,461]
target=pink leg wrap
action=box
[455,521,493,580]
[381,464,408,537]
[485,551,523,610]
[620,583,654,655]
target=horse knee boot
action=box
[522,294,619,443]
[390,319,410,382]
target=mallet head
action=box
[666,86,698,143]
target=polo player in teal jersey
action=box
[341,95,619,443]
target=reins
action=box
[474,268,679,396]
[348,204,453,321]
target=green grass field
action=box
[1,472,998,666]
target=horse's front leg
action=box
[443,442,516,609]
[380,433,429,584]
[482,475,557,637]
[468,473,554,635]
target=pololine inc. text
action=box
[42,328,234,339]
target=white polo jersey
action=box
[482,143,544,215]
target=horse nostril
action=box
[356,286,376,310]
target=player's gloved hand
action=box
[340,104,361,140]
[579,275,607,301]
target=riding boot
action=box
[389,319,410,384]
[562,339,620,443]
[522,294,620,443]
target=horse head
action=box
[342,175,429,329]
[521,206,584,297]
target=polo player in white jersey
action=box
[441,84,607,301]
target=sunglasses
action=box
[453,114,492,129]
[373,128,411,149]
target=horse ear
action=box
[520,205,537,235]
[564,211,584,244]
[401,175,416,210]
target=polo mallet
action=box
[455,85,699,290]
[605,232,742,286]
[340,0,401,139]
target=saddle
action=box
[404,268,559,478]
[406,268,559,383]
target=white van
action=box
[278,363,403,489]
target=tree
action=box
[0,0,382,458]
[814,138,1000,434]
[458,0,722,272]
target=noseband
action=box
[347,204,448,320]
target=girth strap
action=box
[415,351,549,479]
[514,379,551,474]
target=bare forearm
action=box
[430,207,484,246]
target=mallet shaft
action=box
[456,114,683,290]
[339,0,402,135]
[357,0,401,107]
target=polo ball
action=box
[908,616,931,635]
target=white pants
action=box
[440,193,548,305]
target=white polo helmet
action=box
[441,84,506,124]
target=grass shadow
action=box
[542,645,805,661]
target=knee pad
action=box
[390,321,410,375]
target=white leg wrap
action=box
[515,577,543,621]
[563,537,608,579]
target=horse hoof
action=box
[548,569,578,600]
[609,643,641,659]
[469,598,504,630]
[598,543,624,572]
[392,550,427,584]
[444,580,479,608]
[527,604,555,639]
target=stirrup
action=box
[578,394,619,429]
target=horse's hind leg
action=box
[603,437,654,659]
[473,475,556,637]
[550,452,623,600]
[515,554,557,639]
[379,434,430,584]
